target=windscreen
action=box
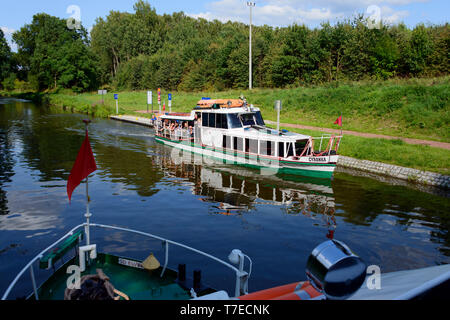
[240,113,255,126]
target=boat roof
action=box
[160,112,195,121]
[229,126,311,141]
[349,264,450,300]
[196,99,244,109]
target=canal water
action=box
[1,98,449,298]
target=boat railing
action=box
[2,223,249,300]
[155,122,194,142]
[311,134,343,155]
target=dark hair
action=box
[69,279,114,300]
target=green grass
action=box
[275,126,450,175]
[45,76,450,143]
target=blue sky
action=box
[1,0,449,50]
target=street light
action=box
[247,1,255,90]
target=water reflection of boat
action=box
[153,149,338,234]
[154,149,336,218]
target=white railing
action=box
[1,224,85,301]
[155,122,194,142]
[2,223,249,300]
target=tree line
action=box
[1,0,448,92]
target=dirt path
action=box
[265,120,450,150]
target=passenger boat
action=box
[154,98,341,179]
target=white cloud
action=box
[1,26,15,36]
[187,0,425,27]
[1,26,17,52]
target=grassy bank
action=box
[46,76,450,143]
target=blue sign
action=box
[168,93,172,101]
[114,94,118,100]
[202,97,211,100]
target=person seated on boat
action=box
[182,122,190,138]
[64,269,129,300]
[162,119,168,130]
[189,125,193,137]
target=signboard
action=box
[168,93,172,108]
[114,94,118,100]
[98,90,107,95]
[274,100,282,111]
[157,88,161,103]
[147,91,152,105]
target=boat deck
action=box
[35,254,193,300]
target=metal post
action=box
[84,120,92,246]
[275,100,281,133]
[115,99,118,115]
[277,106,280,132]
[30,265,39,300]
[85,178,91,247]
[160,241,169,277]
[247,2,255,90]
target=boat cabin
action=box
[155,99,340,161]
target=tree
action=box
[13,13,98,91]
[0,29,12,86]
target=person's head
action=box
[68,279,114,300]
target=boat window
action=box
[247,139,258,154]
[221,114,228,129]
[254,111,265,126]
[202,113,209,127]
[278,142,284,158]
[227,114,242,128]
[209,113,216,128]
[216,114,228,129]
[223,135,232,149]
[260,140,275,156]
[240,113,255,126]
[233,137,243,151]
[216,114,223,129]
[286,142,294,157]
[295,140,309,157]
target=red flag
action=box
[334,115,342,126]
[67,131,97,201]
[163,102,166,111]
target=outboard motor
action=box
[306,240,366,300]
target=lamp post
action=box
[247,1,255,90]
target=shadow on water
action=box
[0,98,449,297]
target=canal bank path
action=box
[265,120,450,150]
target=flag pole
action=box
[83,119,92,246]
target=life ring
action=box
[238,281,323,300]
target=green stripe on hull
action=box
[155,136,335,179]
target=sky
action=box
[1,0,449,51]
